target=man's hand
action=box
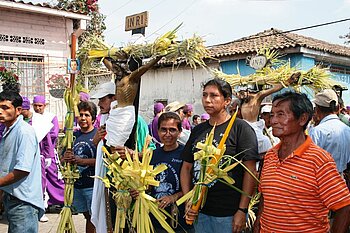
[129,189,139,199]
[63,149,75,163]
[92,125,107,146]
[232,210,246,233]
[157,195,175,209]
[71,156,84,166]
[0,170,29,187]
[112,145,134,160]
[185,201,198,222]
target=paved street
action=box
[0,212,86,233]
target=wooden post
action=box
[70,34,76,89]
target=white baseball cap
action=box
[90,82,115,99]
[260,104,272,114]
[314,89,338,108]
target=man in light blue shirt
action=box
[309,89,350,173]
[0,91,44,233]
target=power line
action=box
[105,0,168,34]
[285,18,350,34]
[106,0,134,16]
[227,17,350,44]
[145,0,199,39]
[149,0,168,11]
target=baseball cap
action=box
[260,104,272,114]
[90,82,115,99]
[314,89,338,108]
[165,101,185,112]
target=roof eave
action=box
[210,46,303,60]
[300,47,350,66]
[0,1,90,20]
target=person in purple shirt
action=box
[21,97,54,221]
[33,95,59,146]
[149,102,164,147]
[200,113,210,122]
[32,95,64,220]
[182,104,193,130]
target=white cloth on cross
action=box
[91,114,108,233]
[245,119,272,154]
[91,103,136,233]
[105,101,135,147]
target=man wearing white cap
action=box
[90,80,137,233]
[260,104,280,146]
[309,89,350,174]
[164,101,190,145]
[90,81,117,233]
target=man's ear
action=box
[15,107,22,116]
[299,112,309,127]
[225,98,232,107]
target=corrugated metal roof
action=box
[1,0,87,14]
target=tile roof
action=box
[209,28,350,58]
[2,0,87,14]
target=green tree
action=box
[56,0,106,86]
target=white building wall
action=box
[139,63,219,123]
[0,8,75,126]
[0,9,72,56]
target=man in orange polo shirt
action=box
[254,92,350,233]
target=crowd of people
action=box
[0,76,350,233]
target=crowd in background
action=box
[0,77,350,233]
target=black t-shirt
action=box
[181,117,259,217]
[150,145,193,231]
[73,128,97,189]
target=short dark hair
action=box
[78,101,97,121]
[202,78,232,99]
[0,91,23,108]
[158,112,182,131]
[272,91,313,130]
[192,114,200,121]
[315,104,336,114]
[105,94,115,99]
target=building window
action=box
[154,99,168,108]
[0,53,45,97]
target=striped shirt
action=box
[259,136,350,233]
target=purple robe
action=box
[26,116,64,206]
[182,118,191,130]
[149,116,161,147]
[50,116,59,147]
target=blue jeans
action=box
[73,187,93,214]
[194,213,233,233]
[3,194,39,233]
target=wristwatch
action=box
[237,207,248,213]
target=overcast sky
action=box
[32,0,350,47]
